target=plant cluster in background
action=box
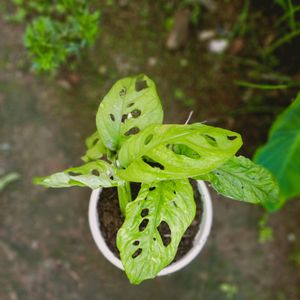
[35,75,279,284]
[6,0,100,72]
[264,0,300,56]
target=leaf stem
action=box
[117,181,132,216]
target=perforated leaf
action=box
[96,74,164,151]
[81,131,107,162]
[117,179,196,284]
[255,93,300,209]
[34,161,116,189]
[117,123,242,182]
[198,156,280,211]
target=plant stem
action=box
[0,172,20,192]
[235,80,300,90]
[117,181,132,216]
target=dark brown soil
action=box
[97,180,202,263]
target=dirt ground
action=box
[1,1,300,299]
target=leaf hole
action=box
[157,221,171,247]
[119,88,127,97]
[169,144,201,159]
[92,138,99,146]
[133,240,140,246]
[142,156,165,170]
[172,201,178,208]
[227,135,237,141]
[144,134,153,145]
[124,127,140,136]
[68,171,81,176]
[91,169,100,176]
[149,186,156,191]
[141,208,149,217]
[131,109,141,118]
[121,114,128,123]
[109,114,115,122]
[153,237,156,241]
[132,248,142,259]
[203,134,217,146]
[135,79,148,91]
[139,218,149,232]
[127,102,135,108]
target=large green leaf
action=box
[254,93,300,207]
[117,123,242,182]
[81,131,107,162]
[96,74,163,151]
[34,161,116,189]
[198,156,280,211]
[117,179,195,284]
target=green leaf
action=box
[117,123,242,182]
[254,93,300,208]
[198,156,280,211]
[117,179,195,284]
[0,172,20,192]
[81,131,107,162]
[96,74,164,151]
[34,161,116,189]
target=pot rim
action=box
[88,180,213,276]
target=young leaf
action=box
[117,179,195,284]
[34,161,116,189]
[81,131,106,162]
[96,74,164,151]
[117,123,242,182]
[254,93,300,208]
[198,156,280,212]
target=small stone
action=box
[208,39,229,54]
[57,79,71,91]
[147,57,157,67]
[0,143,11,151]
[31,240,39,250]
[98,65,107,75]
[287,233,296,242]
[199,0,217,12]
[68,73,80,84]
[197,30,216,41]
[230,38,244,55]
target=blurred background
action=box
[0,0,300,299]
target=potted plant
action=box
[35,74,279,284]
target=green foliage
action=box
[9,0,100,72]
[96,75,163,151]
[258,213,274,243]
[198,156,279,212]
[81,131,106,162]
[264,0,300,55]
[117,123,242,182]
[117,179,195,284]
[219,283,238,299]
[34,161,116,189]
[255,93,300,210]
[34,74,280,284]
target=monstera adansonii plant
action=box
[35,74,279,284]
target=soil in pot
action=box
[97,180,203,263]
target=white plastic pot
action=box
[88,180,213,276]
